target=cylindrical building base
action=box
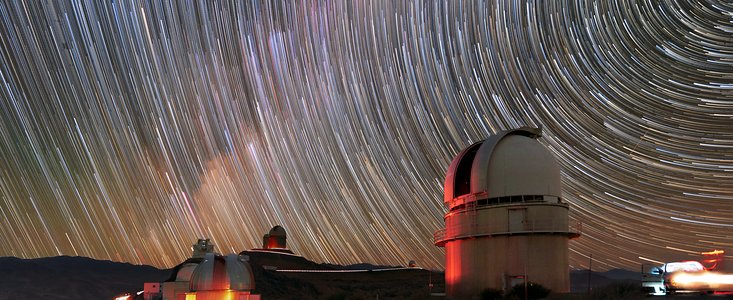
[445,235,569,299]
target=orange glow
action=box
[114,295,130,300]
[444,242,462,291]
[185,290,247,300]
[702,249,725,271]
[702,249,725,255]
[224,290,234,300]
[671,272,733,291]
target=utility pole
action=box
[587,254,593,294]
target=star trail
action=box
[0,0,732,271]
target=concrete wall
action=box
[443,203,570,238]
[443,203,571,299]
[445,235,569,298]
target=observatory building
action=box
[185,253,256,300]
[262,225,287,250]
[256,225,294,254]
[434,127,579,299]
[140,239,260,300]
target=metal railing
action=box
[434,220,582,245]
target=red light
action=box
[702,249,725,271]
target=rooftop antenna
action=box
[192,238,214,258]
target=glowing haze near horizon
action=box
[1,0,732,271]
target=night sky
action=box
[1,0,732,271]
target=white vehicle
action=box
[643,260,733,296]
[643,261,708,295]
[642,263,666,296]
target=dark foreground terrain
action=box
[0,253,441,299]
[0,256,168,299]
[0,253,674,300]
[244,250,443,299]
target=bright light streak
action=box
[639,256,664,265]
[702,249,725,255]
[672,272,733,289]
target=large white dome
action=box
[189,253,254,292]
[444,127,561,207]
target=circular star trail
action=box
[0,0,732,271]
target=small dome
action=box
[268,225,286,237]
[263,225,288,249]
[444,127,561,208]
[189,253,254,292]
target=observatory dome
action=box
[262,225,288,250]
[268,225,286,237]
[436,127,576,297]
[189,253,254,292]
[444,127,561,208]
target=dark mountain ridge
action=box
[0,256,169,300]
